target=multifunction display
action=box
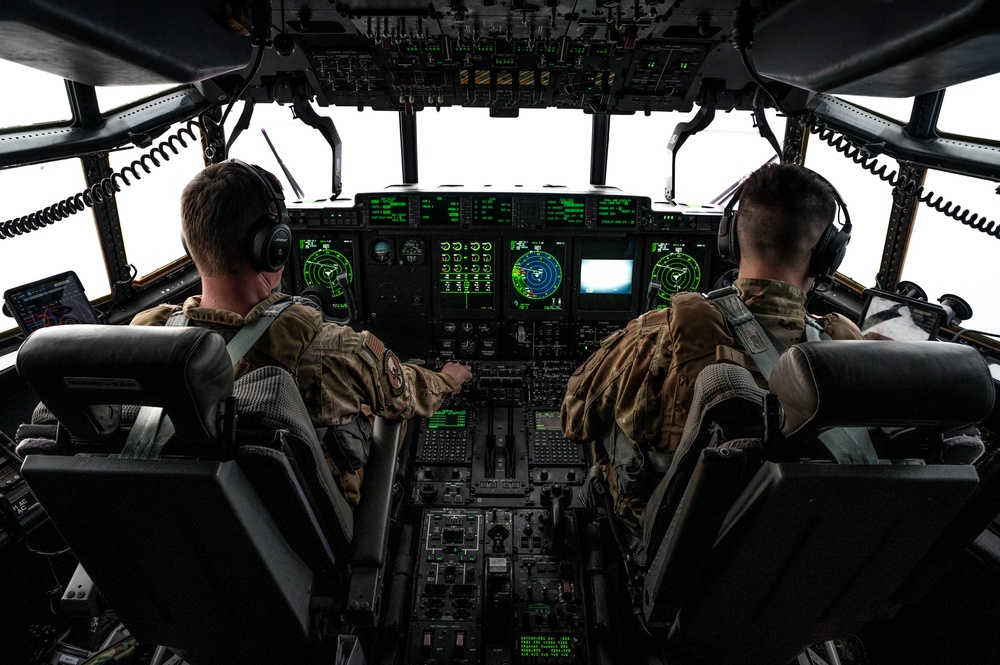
[420,195,462,225]
[578,240,636,312]
[508,239,567,312]
[297,237,356,310]
[470,196,513,225]
[436,239,496,311]
[544,197,586,226]
[596,197,638,226]
[369,196,409,225]
[649,239,710,306]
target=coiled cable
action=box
[809,118,1000,240]
[0,116,210,241]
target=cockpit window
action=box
[96,84,180,114]
[836,94,914,124]
[223,102,401,201]
[902,169,1000,335]
[0,160,109,335]
[607,109,782,204]
[0,60,71,129]
[936,72,1000,142]
[804,133,893,288]
[109,126,206,280]
[419,107,591,188]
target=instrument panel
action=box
[287,189,722,361]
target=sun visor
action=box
[753,0,1000,97]
[0,0,253,85]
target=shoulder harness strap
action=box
[706,286,876,464]
[122,297,295,460]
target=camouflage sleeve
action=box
[561,310,673,444]
[307,325,459,424]
[560,316,640,443]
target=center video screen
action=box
[435,239,496,312]
[508,239,567,313]
[648,239,711,307]
[578,240,636,312]
[296,237,356,311]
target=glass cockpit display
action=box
[508,239,567,312]
[436,239,496,312]
[296,237,356,311]
[649,239,710,306]
[578,240,636,312]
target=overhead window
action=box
[96,84,180,114]
[836,95,914,124]
[936,72,1000,142]
[0,60,71,129]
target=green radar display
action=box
[298,238,355,306]
[508,240,567,312]
[650,240,706,305]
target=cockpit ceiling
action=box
[1,0,999,112]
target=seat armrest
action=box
[351,417,401,567]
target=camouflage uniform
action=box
[560,278,862,530]
[132,292,461,504]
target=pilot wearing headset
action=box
[561,163,862,541]
[131,160,472,506]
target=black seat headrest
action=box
[769,341,995,440]
[16,326,233,442]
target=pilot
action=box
[561,163,862,539]
[131,161,473,505]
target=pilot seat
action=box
[13,324,400,665]
[622,340,996,665]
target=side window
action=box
[110,122,206,280]
[804,134,894,288]
[0,160,109,334]
[0,60,70,129]
[902,170,1000,334]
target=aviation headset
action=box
[180,159,292,272]
[717,171,852,280]
[229,158,293,272]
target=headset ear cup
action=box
[809,223,851,278]
[718,189,741,266]
[249,216,292,272]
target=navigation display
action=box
[420,195,462,225]
[4,271,100,335]
[596,197,638,226]
[436,239,496,312]
[469,196,512,225]
[296,237,356,312]
[649,239,711,307]
[578,240,636,312]
[369,196,409,225]
[545,196,586,227]
[508,239,567,313]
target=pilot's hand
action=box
[441,362,473,385]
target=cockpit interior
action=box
[3,1,1000,664]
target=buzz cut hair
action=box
[736,163,838,270]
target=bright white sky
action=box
[2,58,999,336]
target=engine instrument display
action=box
[508,239,567,312]
[578,240,636,312]
[649,239,710,306]
[297,237,356,309]
[436,239,496,312]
